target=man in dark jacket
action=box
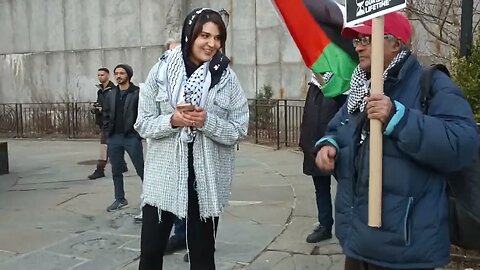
[299,74,346,243]
[103,64,144,212]
[315,12,478,269]
[88,68,117,180]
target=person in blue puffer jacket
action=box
[314,12,478,270]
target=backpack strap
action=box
[419,64,450,113]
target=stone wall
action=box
[0,0,309,103]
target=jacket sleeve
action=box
[102,91,111,131]
[134,62,180,139]
[385,71,478,173]
[313,103,348,154]
[198,70,249,146]
[95,90,102,105]
[299,83,316,149]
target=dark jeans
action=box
[107,133,144,200]
[139,143,218,270]
[174,217,186,237]
[312,175,333,230]
[344,257,434,270]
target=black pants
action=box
[312,175,333,229]
[344,257,434,270]
[139,143,219,270]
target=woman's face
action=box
[189,22,222,65]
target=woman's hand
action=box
[170,108,192,127]
[183,107,207,128]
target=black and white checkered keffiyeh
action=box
[181,62,211,142]
[347,50,409,114]
[166,47,212,142]
[310,72,333,88]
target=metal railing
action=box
[0,100,307,146]
[247,98,304,149]
[0,102,98,138]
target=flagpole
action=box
[368,16,384,228]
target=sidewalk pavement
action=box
[0,139,343,270]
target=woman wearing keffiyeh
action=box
[134,8,249,269]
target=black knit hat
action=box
[114,64,133,81]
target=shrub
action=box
[451,33,480,121]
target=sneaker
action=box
[164,234,187,255]
[88,169,105,180]
[106,199,128,212]
[306,225,332,243]
[134,211,142,223]
[183,252,189,262]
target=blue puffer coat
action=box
[316,54,478,269]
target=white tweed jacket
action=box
[134,52,249,219]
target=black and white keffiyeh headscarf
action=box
[310,71,333,88]
[346,50,409,114]
[165,8,230,142]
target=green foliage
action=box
[255,84,273,101]
[251,84,276,129]
[451,33,480,121]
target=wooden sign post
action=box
[368,16,384,227]
[345,0,406,228]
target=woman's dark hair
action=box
[189,10,227,49]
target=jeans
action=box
[174,217,186,237]
[312,175,333,230]
[107,133,144,200]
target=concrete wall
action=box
[0,0,310,103]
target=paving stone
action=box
[330,255,346,270]
[223,202,292,226]
[217,219,282,248]
[268,217,319,254]
[0,250,15,263]
[247,251,292,270]
[71,248,139,270]
[292,254,333,269]
[122,238,140,251]
[47,231,137,259]
[312,243,343,256]
[0,251,84,270]
[215,241,264,265]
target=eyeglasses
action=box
[352,34,396,47]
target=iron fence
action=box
[0,102,99,138]
[247,98,305,149]
[0,100,307,147]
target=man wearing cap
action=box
[314,12,478,269]
[103,64,144,212]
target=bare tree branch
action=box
[474,0,480,33]
[406,0,479,62]
[439,0,455,40]
[416,16,457,47]
[408,7,455,26]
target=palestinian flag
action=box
[272,0,358,97]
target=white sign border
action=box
[345,3,407,27]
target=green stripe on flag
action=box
[311,42,357,97]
